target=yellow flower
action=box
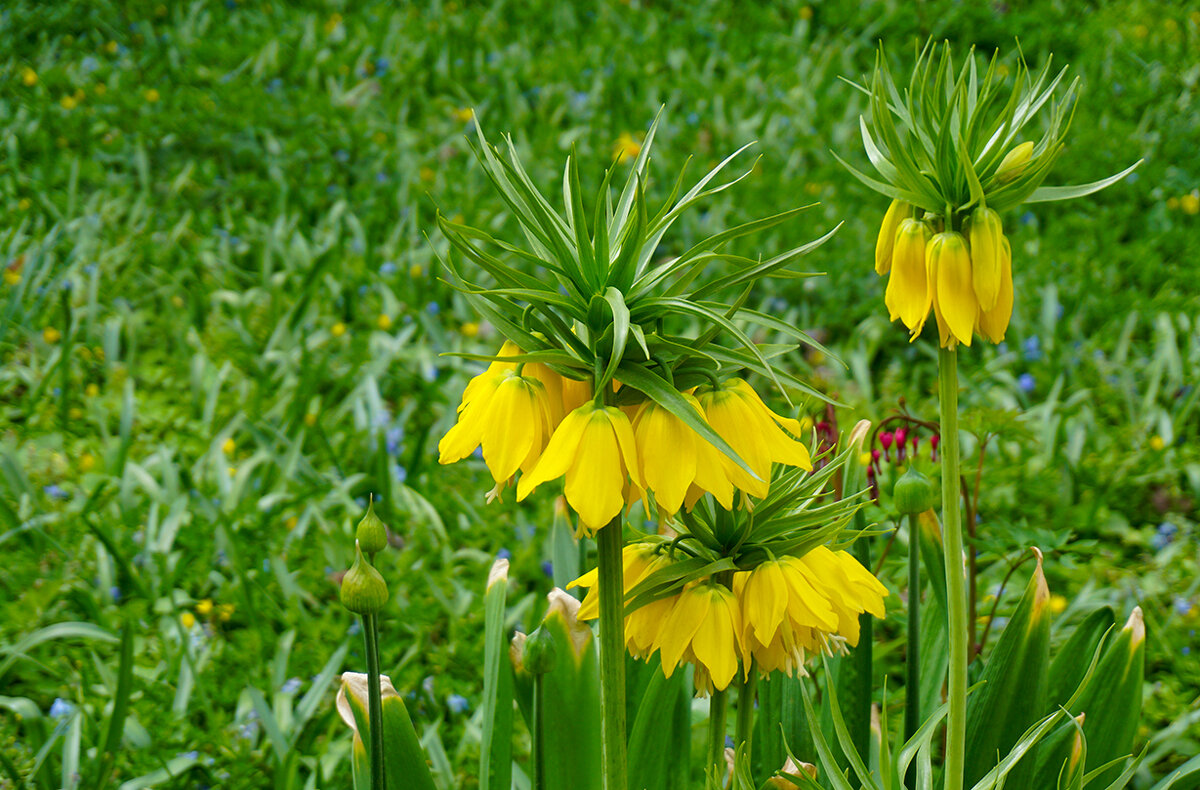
[613,132,642,164]
[85,383,100,398]
[517,402,642,533]
[21,67,38,86]
[967,207,1005,311]
[1181,191,1200,215]
[875,199,912,275]
[94,83,107,96]
[376,314,393,330]
[331,322,347,337]
[927,231,976,348]
[144,88,160,103]
[696,379,811,500]
[976,236,1013,343]
[798,5,813,19]
[304,412,318,427]
[104,40,118,54]
[324,12,343,34]
[218,603,235,622]
[461,321,479,337]
[409,263,424,278]
[656,583,744,693]
[286,515,298,530]
[181,612,196,629]
[451,107,475,123]
[196,599,214,616]
[79,452,95,472]
[1049,594,1068,615]
[222,437,236,455]
[3,269,19,285]
[571,544,679,658]
[61,95,78,111]
[439,369,556,485]
[736,548,888,676]
[884,217,931,336]
[43,327,62,344]
[995,142,1034,183]
[1150,435,1165,451]
[632,395,734,513]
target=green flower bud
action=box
[523,625,558,676]
[995,141,1034,183]
[355,497,389,556]
[893,466,935,515]
[340,541,389,615]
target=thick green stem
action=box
[532,674,545,790]
[938,346,967,790]
[735,665,757,762]
[597,519,628,790]
[363,613,386,790]
[905,512,921,789]
[708,687,728,782]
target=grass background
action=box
[1,0,1198,787]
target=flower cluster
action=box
[876,193,1018,348]
[439,341,812,534]
[570,543,887,693]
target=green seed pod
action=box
[893,466,935,515]
[340,541,389,615]
[523,624,558,676]
[355,497,389,556]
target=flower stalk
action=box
[708,687,728,782]
[905,512,921,788]
[735,663,757,762]
[363,612,386,790]
[596,518,628,790]
[938,346,968,790]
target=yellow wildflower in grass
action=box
[61,95,78,111]
[304,413,317,427]
[1150,435,1166,451]
[613,132,642,163]
[696,379,811,500]
[439,369,556,486]
[181,612,196,629]
[451,107,475,123]
[85,383,100,398]
[461,321,479,338]
[218,603,234,622]
[94,83,107,96]
[104,40,118,54]
[79,452,95,472]
[631,395,734,513]
[324,12,343,34]
[331,321,347,337]
[222,437,236,454]
[1049,594,1068,615]
[799,5,813,20]
[43,327,62,344]
[196,599,214,616]
[1181,191,1200,215]
[517,402,642,533]
[21,67,38,86]
[3,269,19,286]
[144,88,160,103]
[409,263,424,278]
[376,314,393,331]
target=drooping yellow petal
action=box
[479,374,541,483]
[875,199,912,275]
[560,376,592,415]
[633,401,698,514]
[929,231,977,347]
[438,373,504,464]
[517,406,590,500]
[658,587,712,677]
[977,235,1013,344]
[744,562,788,644]
[703,390,771,498]
[691,587,741,691]
[968,207,1004,311]
[564,410,626,530]
[885,218,932,335]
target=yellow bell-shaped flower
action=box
[977,235,1014,343]
[875,199,913,275]
[884,218,932,337]
[967,207,1005,312]
[632,395,735,514]
[517,402,642,534]
[927,231,978,348]
[656,583,744,693]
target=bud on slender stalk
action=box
[523,625,558,675]
[340,541,389,615]
[995,141,1034,183]
[894,466,935,515]
[356,496,389,556]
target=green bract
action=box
[435,112,841,470]
[837,42,1142,218]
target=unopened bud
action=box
[340,541,389,615]
[995,141,1034,183]
[893,466,935,515]
[523,625,558,675]
[355,496,389,556]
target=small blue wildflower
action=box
[426,302,440,315]
[83,263,97,274]
[1019,211,1036,227]
[1023,336,1042,362]
[1174,597,1192,617]
[447,694,470,714]
[334,149,350,163]
[52,387,61,397]
[725,735,734,748]
[180,750,199,761]
[49,698,73,718]
[391,463,407,484]
[997,342,1008,355]
[497,548,512,561]
[281,677,302,694]
[358,285,368,296]
[380,261,397,275]
[238,721,258,740]
[541,560,554,578]
[473,446,483,459]
[376,172,388,183]
[1018,373,1036,393]
[992,616,1009,631]
[81,56,98,73]
[422,676,435,695]
[1125,171,1139,184]
[1183,646,1191,656]
[110,586,122,602]
[386,425,404,455]
[267,78,282,92]
[687,111,699,125]
[348,621,361,636]
[375,58,389,74]
[262,559,269,572]
[44,484,67,500]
